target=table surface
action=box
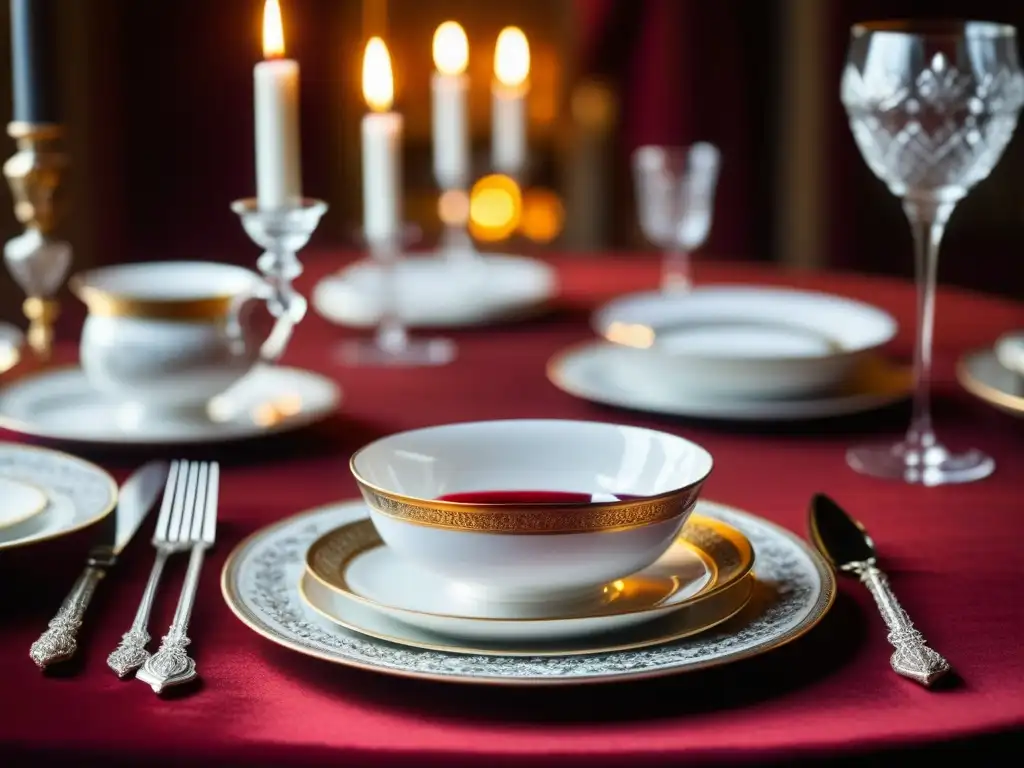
[2,253,1023,767]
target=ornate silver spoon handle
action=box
[29,564,105,668]
[136,544,205,693]
[857,564,950,686]
[106,548,171,677]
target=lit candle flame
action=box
[362,37,394,112]
[262,0,285,59]
[433,21,469,76]
[494,27,529,88]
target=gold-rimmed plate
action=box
[220,499,835,686]
[299,570,754,657]
[0,477,48,531]
[957,348,1024,417]
[0,443,117,551]
[304,514,754,643]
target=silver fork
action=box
[106,460,191,677]
[136,461,219,694]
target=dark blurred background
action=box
[2,0,1024,324]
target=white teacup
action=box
[71,261,285,416]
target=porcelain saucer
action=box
[547,341,911,422]
[312,252,558,328]
[300,569,753,657]
[0,477,48,531]
[304,514,754,643]
[957,347,1024,417]
[0,364,341,445]
[0,443,117,551]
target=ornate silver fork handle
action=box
[136,544,205,693]
[106,548,172,677]
[29,562,106,669]
[854,563,950,686]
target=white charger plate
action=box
[302,514,754,644]
[0,443,117,551]
[547,341,911,422]
[591,287,898,399]
[0,364,341,446]
[312,252,558,328]
[221,498,835,685]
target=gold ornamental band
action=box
[355,483,704,535]
[69,282,236,322]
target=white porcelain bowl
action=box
[349,419,713,615]
[592,286,898,399]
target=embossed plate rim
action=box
[221,498,836,685]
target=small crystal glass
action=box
[336,226,456,367]
[841,20,1024,485]
[231,198,327,361]
[632,143,721,293]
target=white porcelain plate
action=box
[299,571,753,657]
[302,514,753,644]
[591,287,898,399]
[0,477,48,530]
[548,341,911,422]
[0,364,341,446]
[957,347,1024,418]
[312,252,558,328]
[221,498,835,685]
[0,443,117,551]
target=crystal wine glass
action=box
[632,143,721,293]
[841,20,1024,485]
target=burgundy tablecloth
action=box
[2,254,1023,767]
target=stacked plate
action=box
[0,443,117,553]
[222,419,836,685]
[958,331,1024,417]
[549,286,910,421]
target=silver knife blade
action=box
[92,461,170,559]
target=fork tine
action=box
[189,462,210,543]
[152,460,181,543]
[201,462,219,546]
[175,462,201,544]
[165,460,191,544]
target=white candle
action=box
[254,0,302,210]
[431,22,470,189]
[361,37,402,244]
[491,27,530,176]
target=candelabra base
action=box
[335,337,456,368]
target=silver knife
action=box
[29,460,170,669]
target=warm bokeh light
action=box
[438,189,470,226]
[494,27,530,87]
[469,174,522,242]
[262,0,285,59]
[604,321,655,349]
[519,188,564,243]
[433,21,469,76]
[362,37,394,112]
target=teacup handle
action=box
[228,278,307,364]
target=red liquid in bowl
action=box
[437,490,642,504]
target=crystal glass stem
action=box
[661,246,692,293]
[374,239,410,353]
[903,197,954,455]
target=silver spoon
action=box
[809,493,950,687]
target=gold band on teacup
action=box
[70,282,235,321]
[354,482,704,535]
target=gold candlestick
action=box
[3,121,71,360]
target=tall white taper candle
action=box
[361,37,402,243]
[491,27,530,176]
[431,22,470,188]
[255,0,302,209]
